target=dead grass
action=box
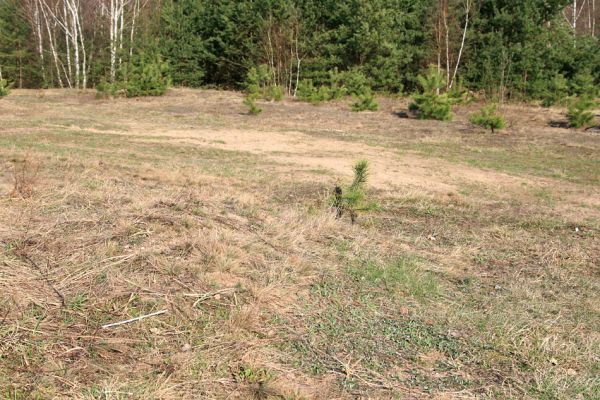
[0,89,598,399]
[7,155,39,199]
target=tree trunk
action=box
[40,0,64,88]
[450,0,471,89]
[34,0,46,85]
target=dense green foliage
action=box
[0,0,39,88]
[296,69,378,110]
[0,0,598,100]
[352,90,379,112]
[539,74,569,107]
[567,96,597,128]
[243,66,265,115]
[124,50,170,97]
[410,66,453,121]
[297,80,334,104]
[159,0,206,87]
[242,64,287,115]
[243,93,262,115]
[464,1,599,100]
[0,78,9,97]
[97,47,170,98]
[470,104,506,133]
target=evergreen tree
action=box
[332,160,378,224]
[465,1,599,100]
[567,96,597,129]
[0,76,9,98]
[352,89,378,112]
[0,0,597,95]
[298,0,431,93]
[470,104,506,133]
[98,45,171,98]
[538,73,568,107]
[570,69,598,98]
[124,48,171,97]
[160,0,206,87]
[243,66,264,115]
[410,66,452,121]
[0,0,38,88]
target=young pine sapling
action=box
[567,96,597,129]
[469,104,506,133]
[333,160,377,224]
[0,67,9,98]
[409,66,452,121]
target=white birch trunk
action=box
[40,1,64,88]
[443,1,450,88]
[450,0,470,89]
[68,1,80,88]
[34,0,46,83]
[574,0,578,31]
[63,1,72,86]
[73,0,87,88]
[118,0,124,67]
[110,0,116,81]
[593,0,596,36]
[129,0,140,59]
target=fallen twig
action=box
[183,287,238,307]
[101,310,167,329]
[19,253,66,307]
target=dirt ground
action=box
[0,89,598,399]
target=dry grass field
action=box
[0,89,599,399]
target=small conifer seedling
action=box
[567,96,596,129]
[333,160,378,224]
[470,104,506,133]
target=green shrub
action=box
[340,69,370,97]
[246,65,282,101]
[96,79,124,98]
[448,77,471,105]
[243,93,262,115]
[243,68,262,115]
[326,68,348,99]
[298,69,379,111]
[243,65,283,114]
[570,69,597,98]
[245,65,269,93]
[297,79,331,104]
[470,104,506,133]
[96,49,170,98]
[0,78,9,98]
[410,66,452,121]
[351,89,378,112]
[347,71,379,111]
[264,85,283,101]
[540,73,568,107]
[124,50,170,97]
[567,96,596,129]
[299,68,365,101]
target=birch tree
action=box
[434,0,472,90]
[100,0,144,82]
[37,0,87,88]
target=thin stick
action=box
[183,288,238,308]
[20,253,66,307]
[101,310,167,329]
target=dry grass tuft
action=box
[9,155,40,199]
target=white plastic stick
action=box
[101,310,167,329]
